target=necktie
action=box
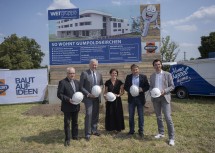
[71,80,76,92]
[93,71,96,85]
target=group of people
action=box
[57,58,175,147]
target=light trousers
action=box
[152,96,175,140]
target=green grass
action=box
[0,97,214,153]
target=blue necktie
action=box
[93,71,96,85]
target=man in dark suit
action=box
[124,64,149,138]
[149,59,175,146]
[80,59,103,141]
[57,67,81,146]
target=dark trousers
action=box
[128,98,144,134]
[64,111,79,141]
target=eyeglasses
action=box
[68,72,75,74]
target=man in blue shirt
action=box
[124,64,149,138]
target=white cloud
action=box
[112,0,121,6]
[175,24,197,32]
[188,5,215,20]
[176,43,200,61]
[36,12,43,16]
[47,0,77,10]
[165,5,215,26]
[111,0,154,6]
[180,42,198,48]
[0,33,4,37]
[161,28,169,35]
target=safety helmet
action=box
[106,92,116,102]
[72,92,84,105]
[91,85,102,97]
[150,88,161,98]
[130,85,139,97]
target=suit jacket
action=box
[57,77,80,112]
[149,71,175,103]
[124,73,149,104]
[80,69,103,102]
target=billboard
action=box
[0,69,48,104]
[140,4,161,54]
[49,37,141,65]
[48,7,142,65]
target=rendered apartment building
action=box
[56,10,131,39]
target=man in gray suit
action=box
[149,59,175,146]
[57,67,81,146]
[80,59,103,141]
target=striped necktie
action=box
[71,80,76,92]
[93,71,96,85]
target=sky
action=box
[0,0,215,66]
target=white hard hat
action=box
[150,88,161,98]
[106,92,116,102]
[91,85,102,97]
[72,92,84,105]
[130,85,139,97]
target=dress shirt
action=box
[132,75,139,86]
[155,70,163,91]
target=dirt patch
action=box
[22,101,180,117]
[22,104,63,117]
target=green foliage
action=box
[160,36,180,62]
[0,34,45,69]
[162,65,170,72]
[198,32,215,58]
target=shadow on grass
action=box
[20,129,85,144]
[111,132,155,141]
[172,95,215,104]
[20,129,64,144]
[98,116,158,142]
[20,128,157,144]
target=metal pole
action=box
[184,52,186,61]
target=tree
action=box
[0,34,45,69]
[198,32,215,58]
[160,36,180,62]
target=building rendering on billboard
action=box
[56,10,131,39]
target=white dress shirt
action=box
[155,70,163,92]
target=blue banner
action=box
[48,8,79,20]
[49,37,141,65]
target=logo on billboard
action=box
[0,79,9,96]
[171,66,191,85]
[15,77,38,95]
[48,8,79,20]
[144,42,158,53]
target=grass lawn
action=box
[0,96,214,153]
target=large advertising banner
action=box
[0,69,48,104]
[48,7,142,65]
[49,38,141,65]
[140,4,161,54]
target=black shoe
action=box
[64,140,70,146]
[85,136,90,141]
[92,132,101,136]
[64,141,67,146]
[139,133,144,138]
[72,137,78,140]
[127,132,134,135]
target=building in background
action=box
[56,10,131,39]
